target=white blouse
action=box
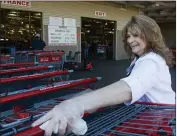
[121,52,175,105]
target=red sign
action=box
[51,56,60,62]
[2,0,31,7]
[39,56,50,63]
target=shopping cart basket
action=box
[0,55,14,64]
[35,51,64,70]
[80,102,176,136]
[4,102,174,136]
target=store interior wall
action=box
[158,23,176,49]
[1,1,138,61]
[44,25,81,61]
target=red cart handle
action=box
[134,101,176,106]
[0,77,101,104]
[14,126,44,136]
[0,62,36,68]
[14,107,104,136]
[0,65,52,75]
[0,70,73,84]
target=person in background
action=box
[92,40,97,59]
[84,41,90,59]
[9,44,16,57]
[32,15,175,136]
[31,34,46,50]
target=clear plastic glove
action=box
[32,100,87,136]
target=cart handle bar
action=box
[0,70,73,84]
[0,66,53,75]
[0,77,101,104]
[135,101,175,106]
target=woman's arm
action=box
[70,80,132,113]
[32,80,132,136]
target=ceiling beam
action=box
[133,4,145,8]
[155,18,175,21]
[113,1,176,23]
[114,1,145,8]
[149,1,175,7]
[142,4,176,12]
[148,12,176,17]
[157,20,176,22]
[114,1,127,5]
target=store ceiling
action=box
[114,1,176,23]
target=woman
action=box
[32,15,175,136]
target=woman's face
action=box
[127,31,147,56]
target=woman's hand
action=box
[32,100,86,136]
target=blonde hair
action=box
[122,15,173,67]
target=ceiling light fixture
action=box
[155,3,160,6]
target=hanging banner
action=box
[48,26,77,46]
[1,0,31,7]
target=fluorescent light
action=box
[155,3,160,6]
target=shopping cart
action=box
[0,70,74,94]
[0,65,54,78]
[0,55,14,64]
[15,51,31,62]
[15,50,48,62]
[0,77,102,136]
[0,62,38,70]
[6,102,174,136]
[6,51,64,72]
[0,77,101,103]
[81,102,176,136]
[35,51,64,70]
